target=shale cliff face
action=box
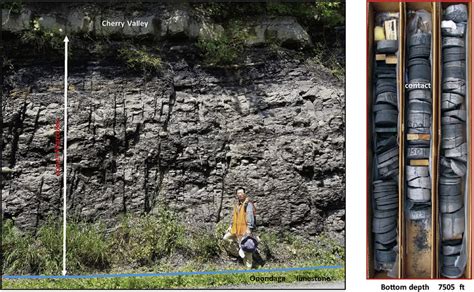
[1,4,345,242]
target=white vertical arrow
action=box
[62,36,69,276]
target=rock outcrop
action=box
[1,3,345,243]
[2,6,311,48]
[244,17,312,49]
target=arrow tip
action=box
[62,270,67,276]
[64,36,69,42]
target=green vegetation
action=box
[3,219,58,275]
[6,2,343,74]
[187,231,220,263]
[112,207,186,266]
[312,2,345,27]
[19,18,64,54]
[197,33,244,66]
[67,222,110,273]
[259,229,345,265]
[1,0,23,15]
[309,42,345,81]
[117,48,162,74]
[265,1,344,27]
[193,1,344,28]
[3,265,344,289]
[194,2,344,71]
[2,208,344,289]
[197,19,257,66]
[2,218,110,275]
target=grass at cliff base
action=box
[2,208,344,289]
[3,264,344,289]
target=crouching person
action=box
[223,187,257,268]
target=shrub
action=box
[197,34,243,66]
[286,233,344,265]
[2,218,111,275]
[66,222,111,273]
[193,2,344,28]
[313,2,345,27]
[214,220,229,239]
[317,233,345,263]
[112,208,185,266]
[1,0,23,15]
[117,48,162,74]
[192,2,266,21]
[256,229,280,261]
[19,18,64,53]
[185,221,234,263]
[2,214,344,276]
[2,219,59,275]
[256,229,344,266]
[265,2,344,28]
[188,231,220,263]
[310,42,345,80]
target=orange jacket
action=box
[230,198,256,237]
